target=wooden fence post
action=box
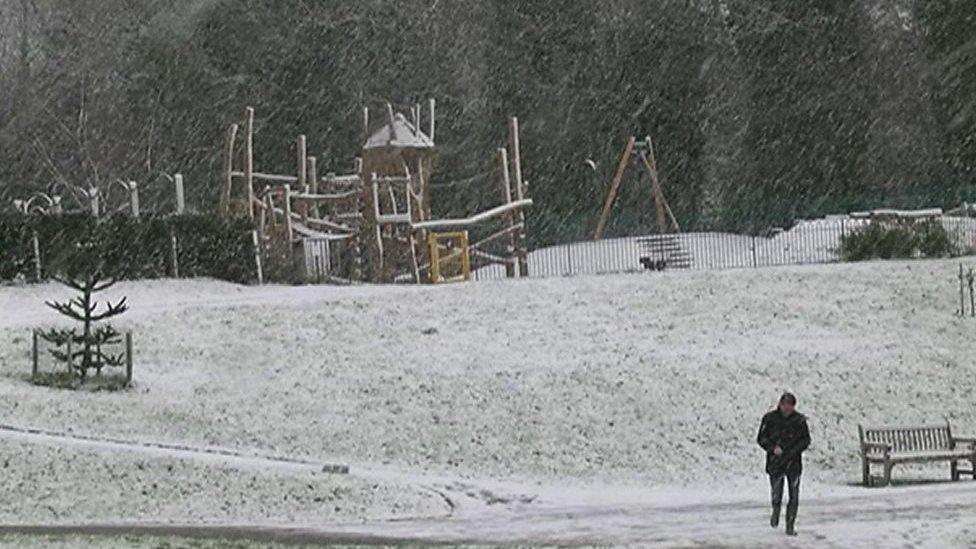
[31,330,38,381]
[129,181,140,218]
[125,332,133,386]
[31,230,42,281]
[252,230,264,285]
[174,173,185,215]
[170,230,180,278]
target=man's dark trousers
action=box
[769,470,800,526]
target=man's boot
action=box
[770,505,781,528]
[785,507,797,536]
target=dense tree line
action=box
[1,0,975,244]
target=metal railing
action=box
[472,217,976,281]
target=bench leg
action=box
[951,460,959,481]
[882,461,893,487]
[862,458,871,487]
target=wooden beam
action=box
[471,222,524,250]
[231,171,299,184]
[291,190,361,202]
[411,199,533,230]
[639,137,679,233]
[594,136,635,240]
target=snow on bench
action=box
[858,423,976,487]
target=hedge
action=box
[0,214,256,284]
[839,219,956,261]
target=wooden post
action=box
[257,190,268,242]
[244,107,255,220]
[351,190,363,282]
[31,230,41,281]
[308,156,319,218]
[363,107,370,144]
[594,137,635,240]
[266,193,276,228]
[407,194,421,284]
[497,147,517,278]
[962,264,967,316]
[428,98,436,142]
[220,123,239,218]
[170,230,180,278]
[31,329,38,381]
[252,230,264,285]
[127,181,140,218]
[283,184,294,257]
[125,332,133,386]
[968,268,975,317]
[297,135,307,190]
[371,173,384,281]
[89,187,100,217]
[174,173,185,215]
[508,116,528,277]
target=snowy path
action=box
[1,480,974,547]
[1,423,974,547]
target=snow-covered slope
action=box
[2,259,973,489]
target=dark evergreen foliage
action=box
[2,1,976,244]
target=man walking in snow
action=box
[756,392,810,536]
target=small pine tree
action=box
[40,269,128,380]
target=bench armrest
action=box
[861,441,891,457]
[952,436,976,450]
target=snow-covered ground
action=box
[1,258,975,546]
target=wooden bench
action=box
[858,423,976,487]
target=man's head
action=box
[778,392,797,416]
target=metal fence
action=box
[472,217,976,281]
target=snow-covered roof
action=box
[363,113,434,151]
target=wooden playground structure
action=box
[220,103,532,284]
